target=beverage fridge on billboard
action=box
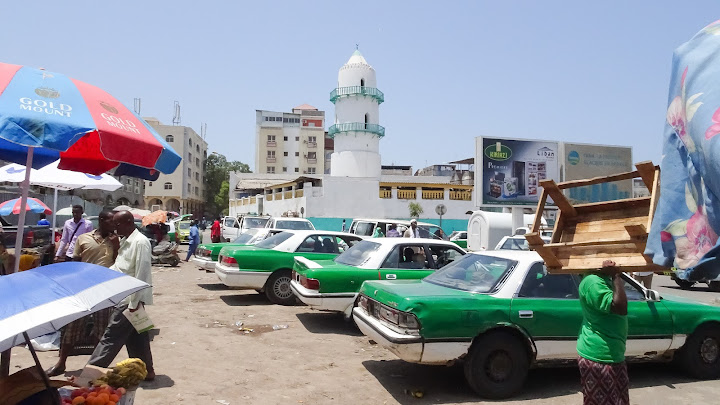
[476,137,560,206]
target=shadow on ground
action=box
[362,360,696,404]
[295,312,362,336]
[220,293,272,307]
[196,283,231,291]
[140,374,175,389]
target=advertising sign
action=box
[475,137,560,207]
[561,143,633,204]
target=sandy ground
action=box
[9,238,720,404]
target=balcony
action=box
[328,122,385,138]
[449,190,472,201]
[266,157,276,163]
[379,189,391,199]
[266,141,276,147]
[422,189,445,200]
[397,189,416,200]
[330,86,384,104]
[307,158,317,164]
[307,142,317,148]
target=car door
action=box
[294,234,340,261]
[622,276,673,356]
[510,262,584,360]
[426,243,466,269]
[377,243,434,281]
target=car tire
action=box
[265,270,296,305]
[678,323,720,379]
[463,332,530,399]
[170,256,180,267]
[708,281,720,292]
[675,279,695,290]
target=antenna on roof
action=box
[172,101,181,126]
[133,98,141,115]
[200,122,207,139]
[356,43,359,50]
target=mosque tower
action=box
[329,49,385,178]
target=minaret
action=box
[329,49,385,178]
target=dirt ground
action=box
[9,241,720,404]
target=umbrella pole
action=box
[52,187,58,242]
[23,331,59,401]
[13,146,34,274]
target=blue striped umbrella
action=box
[0,262,149,352]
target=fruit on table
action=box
[61,385,123,405]
[92,358,148,388]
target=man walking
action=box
[185,220,200,261]
[47,210,119,376]
[55,205,93,261]
[88,211,155,381]
[577,259,629,405]
[210,216,222,243]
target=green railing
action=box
[330,86,384,104]
[328,122,385,138]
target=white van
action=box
[348,218,446,240]
[265,217,315,230]
[466,210,547,251]
[222,215,271,242]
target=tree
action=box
[204,152,251,216]
[408,202,424,218]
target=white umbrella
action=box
[0,162,122,238]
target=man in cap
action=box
[403,219,421,238]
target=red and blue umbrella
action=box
[0,62,181,179]
[0,197,51,216]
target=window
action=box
[295,136,299,141]
[267,150,275,158]
[360,78,365,87]
[518,263,580,299]
[296,235,338,253]
[188,168,191,177]
[334,240,381,266]
[307,152,317,160]
[196,145,200,152]
[381,245,431,270]
[284,152,288,156]
[295,152,299,157]
[187,183,191,192]
[308,136,317,143]
[189,138,193,147]
[294,168,299,173]
[282,167,287,172]
[267,135,275,141]
[267,166,275,174]
[284,136,288,141]
[428,245,465,269]
[164,182,172,190]
[149,182,153,187]
[307,167,316,174]
[195,186,199,195]
[196,157,200,167]
[195,172,200,181]
[166,135,174,142]
[188,152,193,161]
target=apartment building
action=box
[255,105,325,175]
[142,117,208,216]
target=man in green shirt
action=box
[577,259,629,405]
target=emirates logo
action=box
[34,87,60,99]
[100,101,119,114]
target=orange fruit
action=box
[71,397,85,405]
[108,403,116,405]
[109,394,120,402]
[98,393,110,402]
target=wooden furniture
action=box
[525,161,667,273]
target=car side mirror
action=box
[644,289,661,302]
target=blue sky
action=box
[2,1,718,172]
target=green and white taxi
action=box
[353,250,720,399]
[215,230,363,305]
[190,228,283,271]
[291,238,466,317]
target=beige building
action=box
[142,117,208,216]
[255,105,325,175]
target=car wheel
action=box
[708,281,720,292]
[463,332,530,399]
[170,256,180,267]
[679,324,720,379]
[265,270,296,305]
[675,279,695,290]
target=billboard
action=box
[561,143,633,204]
[475,137,560,207]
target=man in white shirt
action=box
[87,211,155,381]
[403,219,421,238]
